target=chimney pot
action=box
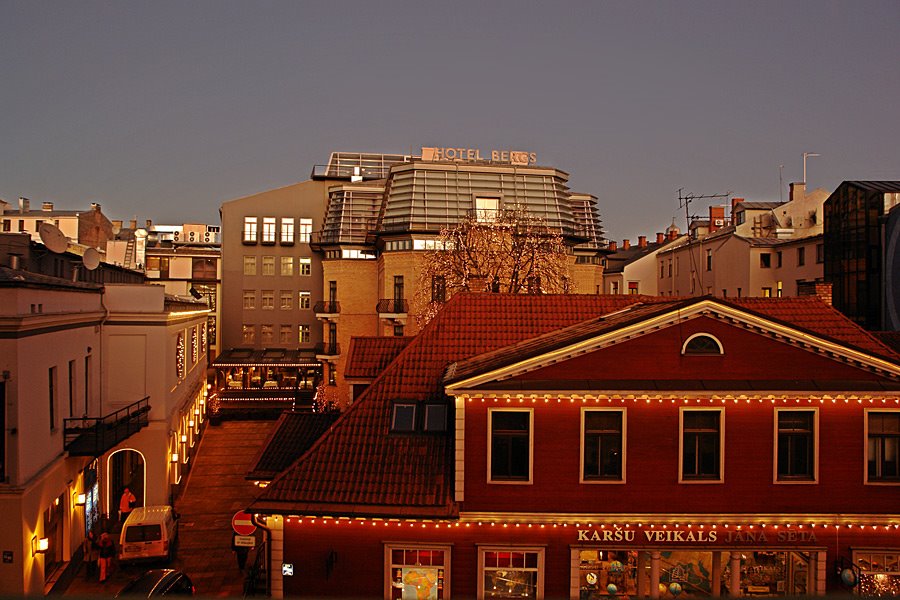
[91,202,100,211]
[656,232,665,244]
[19,197,30,213]
[622,239,631,250]
[608,241,618,252]
[129,219,137,229]
[42,202,54,211]
[638,235,647,248]
[146,219,153,229]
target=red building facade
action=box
[249,295,900,599]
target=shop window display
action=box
[389,547,446,599]
[483,550,540,598]
[856,552,900,596]
[578,550,638,599]
[722,551,809,596]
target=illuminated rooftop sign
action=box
[421,147,537,165]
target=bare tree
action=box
[415,208,572,325]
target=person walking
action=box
[97,531,115,583]
[118,487,136,524]
[82,530,99,579]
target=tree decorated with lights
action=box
[415,207,572,326]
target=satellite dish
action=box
[83,248,100,270]
[38,222,68,253]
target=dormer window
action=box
[391,403,416,432]
[682,333,723,355]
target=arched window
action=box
[682,333,724,355]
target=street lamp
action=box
[803,152,820,184]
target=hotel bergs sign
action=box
[576,527,818,545]
[421,146,537,165]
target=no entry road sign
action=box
[232,510,257,536]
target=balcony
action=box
[377,298,408,324]
[314,342,341,359]
[64,397,151,457]
[313,300,341,322]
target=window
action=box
[49,366,58,431]
[760,253,772,268]
[475,197,499,222]
[776,409,816,481]
[489,409,532,482]
[192,258,216,280]
[854,551,900,596]
[424,404,447,432]
[867,411,899,482]
[68,360,76,417]
[393,324,404,337]
[391,404,416,432]
[298,218,313,243]
[261,217,276,244]
[394,275,405,300]
[242,325,255,344]
[298,324,310,344]
[776,251,783,268]
[816,243,824,264]
[432,275,446,303]
[242,291,256,310]
[660,262,665,279]
[480,548,543,599]
[705,249,712,271]
[582,409,624,481]
[260,324,274,344]
[328,362,336,386]
[279,291,292,310]
[761,287,772,297]
[280,218,294,244]
[243,256,257,276]
[261,290,274,310]
[682,333,723,355]
[680,409,722,481]
[280,256,294,276]
[299,257,311,276]
[261,256,275,276]
[668,260,673,278]
[797,246,806,266]
[298,291,310,309]
[328,280,337,302]
[279,325,292,344]
[386,545,449,599]
[1,219,9,232]
[628,282,639,295]
[242,217,258,243]
[611,281,619,294]
[146,256,170,277]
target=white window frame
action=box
[298,291,311,310]
[477,546,544,600]
[242,290,256,310]
[298,218,313,243]
[260,324,274,344]
[773,407,819,484]
[279,291,292,310]
[681,333,724,355]
[299,257,312,276]
[243,255,257,276]
[678,407,725,484]
[279,325,292,344]
[280,217,294,244]
[864,408,900,485]
[241,324,255,344]
[384,543,451,600]
[487,408,533,485]
[298,324,310,344]
[242,216,258,243]
[474,196,499,223]
[261,256,275,276]
[280,256,294,276]
[580,407,626,484]
[261,217,277,243]
[260,290,274,310]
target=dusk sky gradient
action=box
[1,1,898,241]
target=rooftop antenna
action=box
[678,188,731,296]
[779,164,784,203]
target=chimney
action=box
[19,197,30,213]
[731,197,743,216]
[608,241,618,252]
[130,219,137,229]
[622,239,631,250]
[709,206,726,231]
[814,282,832,306]
[9,253,21,270]
[656,232,665,244]
[42,202,54,211]
[112,219,123,232]
[91,202,101,211]
[638,235,647,248]
[145,219,153,229]
[668,230,678,241]
[790,182,805,203]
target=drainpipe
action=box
[252,513,274,598]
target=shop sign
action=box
[421,146,537,165]
[576,526,818,545]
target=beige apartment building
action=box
[655,183,828,299]
[215,150,606,408]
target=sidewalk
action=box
[63,419,277,597]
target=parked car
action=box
[116,569,195,597]
[119,505,179,563]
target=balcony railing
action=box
[64,397,151,457]
[314,342,341,357]
[313,301,341,315]
[377,299,409,315]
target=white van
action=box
[119,505,178,563]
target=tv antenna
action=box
[677,188,732,295]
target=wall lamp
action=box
[180,434,188,443]
[188,420,195,428]
[32,537,49,555]
[170,453,179,463]
[74,492,86,507]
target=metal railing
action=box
[313,342,341,356]
[376,299,409,314]
[313,301,341,314]
[63,396,151,457]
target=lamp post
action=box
[803,152,820,184]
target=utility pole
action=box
[678,189,732,296]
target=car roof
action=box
[117,569,184,596]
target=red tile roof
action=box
[248,293,899,517]
[344,336,414,379]
[245,411,340,481]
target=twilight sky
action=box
[1,1,898,241]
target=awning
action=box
[212,348,322,368]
